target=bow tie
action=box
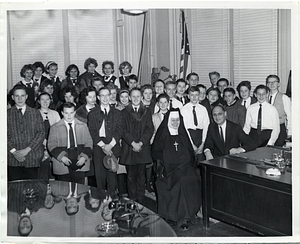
[25,82,32,87]
[104,76,110,80]
[34,78,39,82]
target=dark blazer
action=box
[61,77,84,95]
[119,76,129,90]
[87,105,123,157]
[75,104,98,124]
[79,71,102,92]
[200,98,213,123]
[174,94,190,105]
[204,120,256,158]
[120,103,154,165]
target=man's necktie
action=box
[269,96,273,104]
[169,99,173,109]
[134,107,138,113]
[44,112,50,136]
[19,108,23,115]
[71,183,76,197]
[257,104,262,134]
[193,106,198,126]
[243,101,246,107]
[104,108,108,117]
[220,126,225,144]
[68,123,76,149]
[179,97,183,104]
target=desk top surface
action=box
[7,180,176,238]
[199,147,292,185]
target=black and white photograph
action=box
[1,1,299,242]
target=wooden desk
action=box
[199,147,292,236]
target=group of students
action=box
[7,57,292,230]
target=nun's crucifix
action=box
[174,141,178,151]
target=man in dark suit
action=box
[87,87,123,193]
[204,105,256,160]
[120,87,154,203]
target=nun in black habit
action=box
[151,109,201,230]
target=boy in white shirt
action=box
[180,86,210,161]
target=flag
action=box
[286,70,291,98]
[179,10,191,80]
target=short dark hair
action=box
[236,80,251,93]
[223,87,235,95]
[65,205,79,216]
[119,61,132,74]
[39,79,54,92]
[188,86,200,94]
[217,78,229,86]
[102,61,115,73]
[129,87,141,96]
[62,102,76,111]
[266,74,280,83]
[209,71,220,79]
[92,76,104,85]
[196,84,206,90]
[128,74,138,82]
[254,85,269,94]
[153,79,165,88]
[11,84,27,95]
[176,78,188,86]
[206,87,220,96]
[186,72,199,81]
[38,91,51,100]
[98,86,110,95]
[33,61,45,73]
[84,57,98,70]
[20,64,34,78]
[60,86,78,101]
[165,80,177,88]
[140,84,153,94]
[65,64,80,77]
[80,86,97,104]
[106,83,118,92]
[156,93,170,103]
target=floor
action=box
[142,193,256,237]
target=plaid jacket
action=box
[7,106,45,167]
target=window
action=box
[7,9,115,89]
[189,9,278,91]
[190,9,230,87]
[233,9,277,90]
[67,9,114,75]
[8,10,65,85]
